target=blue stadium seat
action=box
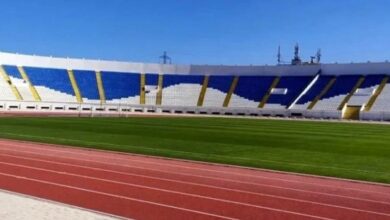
[73,70,100,100]
[207,75,234,93]
[24,66,74,96]
[233,76,274,102]
[145,74,159,85]
[101,71,140,100]
[321,75,360,99]
[360,74,385,88]
[3,65,22,79]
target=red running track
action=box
[0,139,389,220]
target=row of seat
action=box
[0,64,389,111]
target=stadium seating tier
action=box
[0,63,389,118]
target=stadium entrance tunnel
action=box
[342,105,361,120]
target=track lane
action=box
[0,146,389,216]
[2,139,388,197]
[0,173,231,220]
[0,160,327,220]
[0,154,388,220]
[0,139,389,219]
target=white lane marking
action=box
[1,146,389,206]
[0,160,345,219]
[2,139,389,197]
[0,172,237,220]
[0,152,389,218]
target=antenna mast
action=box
[159,51,172,64]
[277,46,281,65]
[291,43,302,65]
[316,49,321,63]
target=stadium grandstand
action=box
[0,51,390,121]
[1,1,390,219]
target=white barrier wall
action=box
[360,111,390,121]
[8,98,390,122]
[0,100,348,120]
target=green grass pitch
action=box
[0,116,389,183]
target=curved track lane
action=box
[0,139,389,220]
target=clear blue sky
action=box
[0,0,389,65]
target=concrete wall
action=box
[321,62,390,75]
[0,100,347,120]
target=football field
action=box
[0,116,389,183]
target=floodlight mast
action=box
[160,51,172,64]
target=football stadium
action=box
[0,1,389,220]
